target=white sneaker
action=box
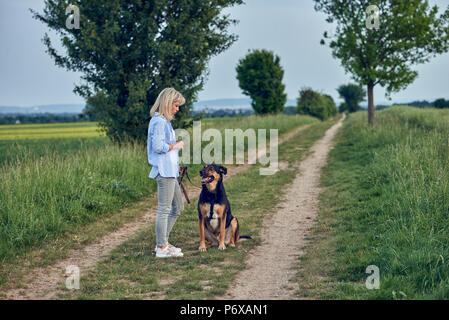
[155,246,183,258]
[154,243,182,254]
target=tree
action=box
[297,87,337,120]
[297,88,322,118]
[433,98,449,108]
[337,83,366,113]
[236,49,287,115]
[32,0,243,143]
[314,0,449,125]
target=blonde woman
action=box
[148,88,185,258]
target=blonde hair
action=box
[150,88,186,121]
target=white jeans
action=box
[155,174,184,247]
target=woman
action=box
[148,88,185,258]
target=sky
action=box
[0,0,448,107]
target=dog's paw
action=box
[199,246,207,252]
[218,244,226,251]
[229,243,235,248]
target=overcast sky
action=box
[1,0,448,107]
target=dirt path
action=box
[220,115,345,300]
[2,123,311,300]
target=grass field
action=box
[0,122,105,140]
[296,106,449,299]
[0,114,317,268]
[0,122,108,166]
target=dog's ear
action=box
[218,165,227,175]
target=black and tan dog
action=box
[198,164,250,252]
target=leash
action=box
[178,166,202,204]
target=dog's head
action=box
[199,164,227,192]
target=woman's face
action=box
[171,102,180,116]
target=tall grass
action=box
[0,141,152,262]
[303,106,449,299]
[0,137,109,167]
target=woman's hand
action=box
[172,141,184,150]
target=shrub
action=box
[296,88,337,120]
[323,94,338,117]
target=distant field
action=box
[0,122,105,140]
[0,122,108,167]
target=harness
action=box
[208,200,216,222]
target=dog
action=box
[197,164,250,252]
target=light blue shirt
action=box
[147,112,179,178]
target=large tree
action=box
[32,0,243,143]
[236,49,287,115]
[314,0,449,125]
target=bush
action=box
[323,94,338,117]
[296,88,337,120]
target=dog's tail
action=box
[235,218,251,241]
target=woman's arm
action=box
[152,120,171,154]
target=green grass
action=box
[0,141,153,264]
[0,122,105,140]
[0,115,316,268]
[0,137,109,167]
[58,116,339,300]
[0,122,108,166]
[295,106,449,299]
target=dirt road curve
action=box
[220,115,345,300]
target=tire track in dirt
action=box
[220,115,345,300]
[2,123,311,300]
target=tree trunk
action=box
[367,82,375,126]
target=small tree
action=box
[236,49,287,115]
[314,0,449,125]
[337,83,366,113]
